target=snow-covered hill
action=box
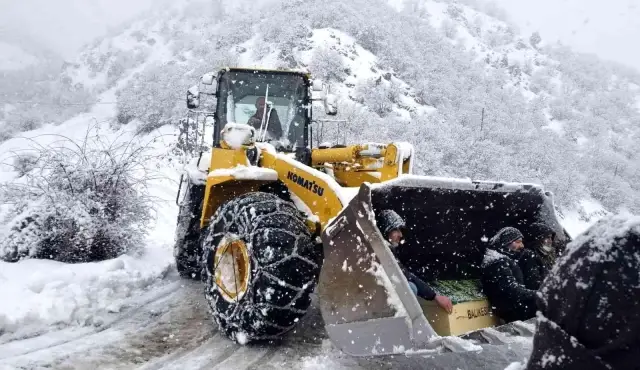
[2,0,631,240]
[37,0,637,220]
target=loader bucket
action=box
[317,184,438,357]
[318,175,567,357]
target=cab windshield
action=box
[216,70,309,150]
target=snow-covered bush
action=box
[0,127,155,263]
[548,98,573,121]
[116,62,191,134]
[11,153,39,177]
[529,32,542,48]
[308,46,347,83]
[442,19,458,39]
[354,77,397,116]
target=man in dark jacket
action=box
[481,226,537,323]
[246,97,283,140]
[376,209,453,314]
[525,215,640,370]
[518,222,557,290]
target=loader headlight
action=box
[221,123,255,149]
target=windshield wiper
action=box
[258,84,274,142]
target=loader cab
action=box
[186,67,337,157]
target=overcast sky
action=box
[489,0,640,71]
[0,0,155,57]
[0,0,638,71]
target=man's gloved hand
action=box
[435,295,453,314]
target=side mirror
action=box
[187,85,200,109]
[312,79,324,92]
[199,72,218,97]
[201,72,217,86]
[324,93,338,115]
[311,80,326,101]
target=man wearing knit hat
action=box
[480,226,538,323]
[376,209,453,314]
[524,215,640,370]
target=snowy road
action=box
[0,272,532,370]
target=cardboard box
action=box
[418,279,499,336]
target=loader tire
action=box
[174,181,205,280]
[202,192,321,343]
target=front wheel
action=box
[202,192,322,343]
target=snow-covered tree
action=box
[308,46,347,83]
[0,126,155,263]
[529,31,542,48]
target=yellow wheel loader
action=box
[173,67,570,357]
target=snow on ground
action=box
[0,42,38,71]
[0,110,185,368]
[236,34,284,70]
[305,28,379,82]
[561,213,595,239]
[576,135,589,146]
[0,278,536,369]
[0,247,173,339]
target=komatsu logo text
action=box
[286,171,325,196]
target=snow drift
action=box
[0,247,173,339]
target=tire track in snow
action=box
[3,279,218,370]
[0,281,182,364]
[137,335,223,370]
[244,347,282,370]
[210,346,271,370]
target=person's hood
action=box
[529,222,556,240]
[525,313,612,370]
[528,222,556,254]
[525,215,640,370]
